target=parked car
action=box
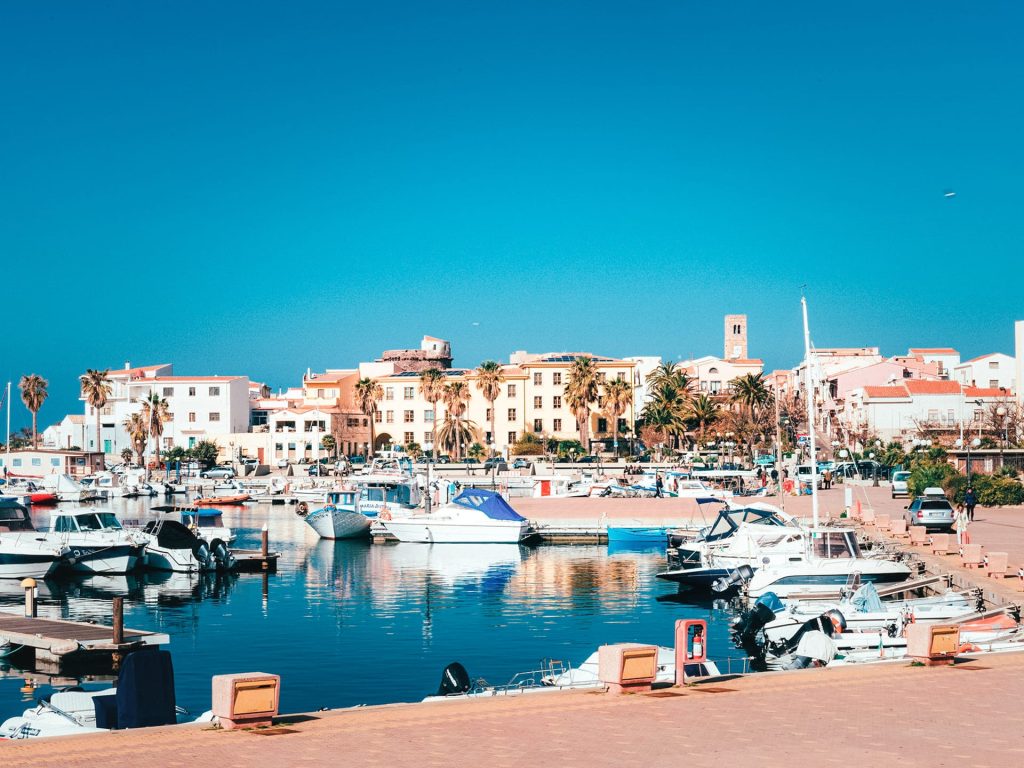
[240,458,259,468]
[511,458,532,470]
[349,455,367,466]
[275,458,290,469]
[904,488,955,530]
[200,466,236,480]
[891,470,911,498]
[463,458,480,465]
[483,459,508,472]
[307,464,329,476]
[576,456,598,464]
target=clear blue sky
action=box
[3,1,1023,430]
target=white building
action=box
[953,353,1016,391]
[907,348,960,379]
[83,363,252,457]
[1017,321,1024,408]
[42,414,87,450]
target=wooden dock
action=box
[0,611,169,673]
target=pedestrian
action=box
[655,473,664,498]
[770,467,779,484]
[822,469,832,490]
[964,486,977,522]
[954,503,970,547]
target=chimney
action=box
[124,361,131,370]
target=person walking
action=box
[954,502,970,547]
[964,486,978,522]
[655,473,664,498]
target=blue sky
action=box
[3,1,1023,430]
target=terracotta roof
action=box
[726,358,764,365]
[964,387,1013,398]
[903,380,962,395]
[108,364,169,378]
[863,386,908,399]
[961,353,1004,364]
[908,348,959,355]
[147,376,244,382]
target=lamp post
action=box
[872,440,881,486]
[997,405,1008,470]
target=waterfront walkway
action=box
[5,649,1024,766]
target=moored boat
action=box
[378,488,529,544]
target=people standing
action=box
[655,473,664,498]
[964,486,977,522]
[954,503,970,547]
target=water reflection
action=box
[2,497,742,721]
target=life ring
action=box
[379,507,392,521]
[296,501,309,517]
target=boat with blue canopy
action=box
[377,488,530,544]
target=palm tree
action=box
[730,372,771,417]
[687,394,721,448]
[564,356,600,450]
[442,381,472,459]
[647,361,693,395]
[123,412,148,465]
[602,378,633,456]
[140,392,170,468]
[419,368,446,460]
[354,378,383,455]
[474,361,505,455]
[642,380,690,451]
[436,415,480,460]
[80,369,112,455]
[321,434,337,458]
[18,374,48,448]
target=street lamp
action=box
[872,439,881,486]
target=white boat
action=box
[379,488,529,544]
[39,474,98,503]
[137,519,219,573]
[0,499,71,578]
[48,510,145,574]
[347,473,421,518]
[300,490,373,540]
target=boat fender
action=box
[296,502,309,517]
[379,508,392,521]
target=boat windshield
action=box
[811,531,857,559]
[75,513,123,531]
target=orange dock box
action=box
[597,643,658,694]
[906,624,960,666]
[212,672,281,730]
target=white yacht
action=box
[379,488,529,544]
[300,489,373,540]
[49,510,145,574]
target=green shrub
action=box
[943,473,1024,506]
[908,462,957,496]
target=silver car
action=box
[891,470,911,498]
[904,492,955,530]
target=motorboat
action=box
[606,525,671,544]
[0,499,71,578]
[39,474,98,503]
[193,493,249,505]
[48,510,145,574]
[137,519,226,573]
[378,487,529,544]
[1,649,213,739]
[299,490,372,540]
[347,473,421,518]
[151,506,235,544]
[4,479,57,506]
[666,499,798,568]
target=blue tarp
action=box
[452,487,526,521]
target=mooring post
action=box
[21,578,37,618]
[261,524,269,568]
[112,597,124,645]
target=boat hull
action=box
[0,552,63,579]
[304,507,373,540]
[62,544,141,575]
[380,519,528,544]
[606,526,670,543]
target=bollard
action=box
[21,578,37,618]
[112,597,124,645]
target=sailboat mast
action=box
[801,295,820,528]
[4,381,10,470]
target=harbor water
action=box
[0,500,742,721]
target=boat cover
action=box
[794,630,837,663]
[452,488,526,521]
[144,520,202,548]
[849,583,885,613]
[756,591,785,615]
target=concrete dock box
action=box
[908,526,927,545]
[597,643,658,693]
[906,624,960,666]
[212,672,280,729]
[929,533,954,554]
[960,543,983,567]
[985,551,1009,577]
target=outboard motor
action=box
[209,538,236,572]
[436,662,472,697]
[731,592,784,652]
[192,540,214,571]
[712,564,755,593]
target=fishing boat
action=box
[378,487,529,544]
[48,510,145,574]
[298,489,373,540]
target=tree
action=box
[120,447,134,464]
[647,362,692,396]
[474,361,505,453]
[467,442,485,461]
[436,415,480,460]
[687,394,721,448]
[140,392,170,466]
[729,372,771,417]
[601,378,633,456]
[643,381,690,451]
[189,439,220,467]
[80,368,112,455]
[321,434,337,458]
[511,431,547,456]
[123,413,148,465]
[442,380,472,459]
[419,368,446,460]
[564,356,600,450]
[404,441,423,459]
[354,378,383,455]
[18,374,48,448]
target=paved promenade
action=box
[6,650,1024,767]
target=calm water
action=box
[0,500,740,721]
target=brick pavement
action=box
[5,650,1024,767]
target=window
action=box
[404,432,414,444]
[553,396,562,409]
[508,408,517,421]
[347,417,359,427]
[733,324,742,334]
[927,409,939,421]
[533,396,543,408]
[597,418,608,433]
[188,412,197,423]
[947,410,955,423]
[553,419,562,431]
[404,410,414,423]
[507,384,517,397]
[275,443,283,451]
[989,361,999,369]
[974,409,984,422]
[618,418,627,433]
[166,412,174,421]
[708,367,719,374]
[989,379,999,388]
[486,408,492,420]
[403,387,415,400]
[209,412,220,422]
[553,372,562,386]
[533,419,543,432]
[31,458,41,467]
[209,386,220,396]
[188,387,196,396]
[709,381,721,394]
[597,372,606,382]
[424,409,434,422]
[616,371,625,381]
[162,387,174,397]
[424,432,432,443]
[374,411,382,423]
[508,432,516,445]
[385,387,394,400]
[386,410,394,423]
[533,372,542,385]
